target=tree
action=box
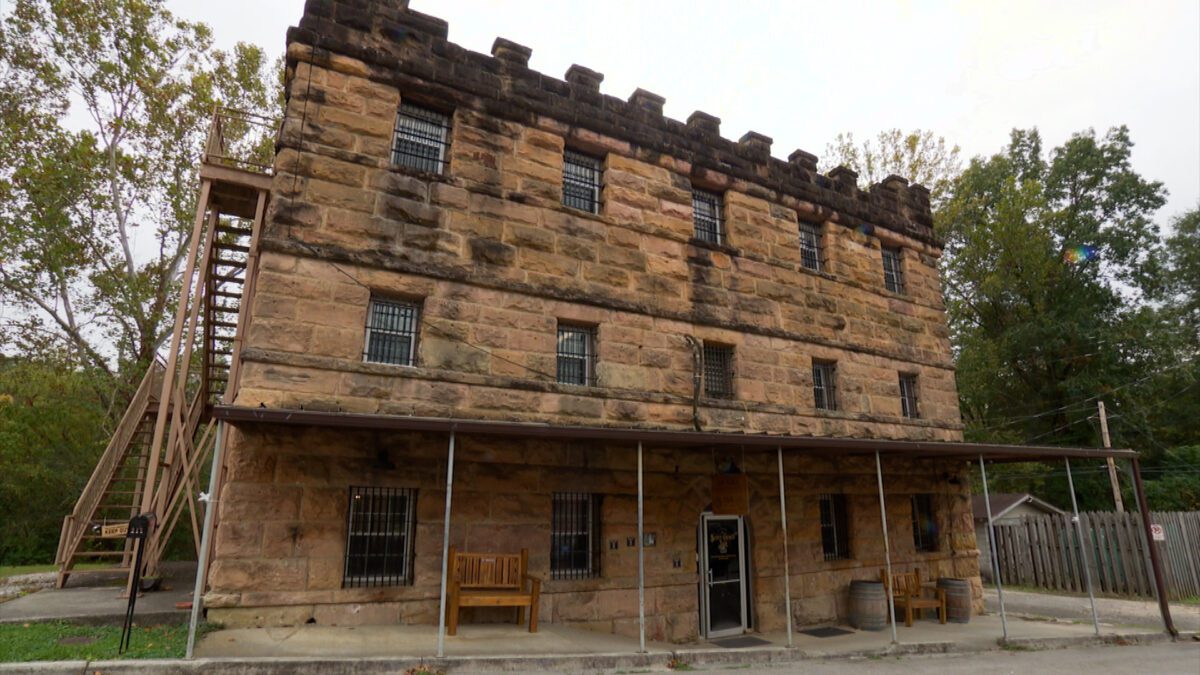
[1164,206,1200,342]
[938,127,1170,447]
[0,0,276,408]
[0,355,109,564]
[823,129,961,206]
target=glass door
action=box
[700,514,747,638]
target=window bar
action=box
[392,103,450,174]
[342,489,354,586]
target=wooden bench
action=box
[881,568,946,627]
[447,547,541,635]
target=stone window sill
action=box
[686,237,740,257]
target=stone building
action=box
[202,0,981,642]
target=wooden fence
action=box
[990,511,1200,600]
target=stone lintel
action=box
[686,111,721,136]
[629,88,666,116]
[491,37,532,66]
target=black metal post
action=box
[119,514,151,654]
[1130,457,1178,638]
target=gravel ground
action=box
[0,572,55,603]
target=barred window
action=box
[557,324,596,386]
[812,360,838,411]
[344,486,416,588]
[562,150,602,213]
[882,246,905,294]
[392,103,450,174]
[702,343,734,399]
[692,188,725,244]
[364,298,420,366]
[799,222,823,271]
[819,493,851,561]
[911,494,938,553]
[899,373,920,419]
[551,492,602,579]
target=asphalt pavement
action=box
[689,640,1200,674]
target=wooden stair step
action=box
[213,242,250,253]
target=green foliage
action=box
[0,621,211,662]
[0,357,108,564]
[1141,446,1200,511]
[0,0,277,391]
[939,128,1198,510]
[823,129,962,206]
[0,0,277,565]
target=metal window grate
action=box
[813,361,838,411]
[551,492,602,579]
[799,222,823,271]
[364,298,420,366]
[882,247,905,294]
[819,493,851,561]
[899,373,920,419]
[692,188,725,244]
[562,150,602,213]
[702,343,734,399]
[556,324,596,386]
[392,103,450,174]
[343,486,417,588]
[911,494,938,553]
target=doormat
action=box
[798,626,854,638]
[709,636,773,648]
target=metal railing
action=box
[204,107,280,174]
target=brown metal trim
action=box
[1131,457,1178,637]
[212,405,1136,461]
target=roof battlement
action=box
[287,0,937,245]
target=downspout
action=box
[683,335,703,431]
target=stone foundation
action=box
[206,425,982,642]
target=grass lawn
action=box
[0,563,106,580]
[0,621,211,662]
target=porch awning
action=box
[212,405,1135,463]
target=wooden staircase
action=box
[56,362,164,587]
[57,107,273,590]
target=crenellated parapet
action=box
[285,0,937,246]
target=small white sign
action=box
[1150,523,1165,542]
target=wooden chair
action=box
[881,568,946,627]
[447,547,542,635]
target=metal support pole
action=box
[436,430,457,658]
[978,456,1008,641]
[637,441,646,653]
[1064,458,1101,636]
[873,451,897,644]
[777,446,794,648]
[186,421,225,659]
[1131,457,1178,637]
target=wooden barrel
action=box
[937,578,972,624]
[848,580,887,631]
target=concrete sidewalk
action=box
[983,587,1200,632]
[193,613,1168,660]
[0,562,194,626]
[0,621,1184,675]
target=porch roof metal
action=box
[212,405,1136,463]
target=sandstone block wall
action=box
[206,426,981,639]
[229,0,963,440]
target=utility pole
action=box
[1098,401,1124,512]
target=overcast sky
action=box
[168,0,1199,225]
